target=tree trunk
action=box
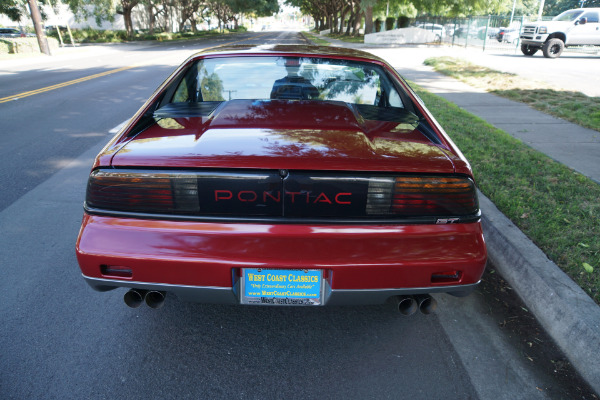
[340,6,349,35]
[352,10,362,36]
[364,6,373,34]
[160,2,171,33]
[123,7,134,38]
[146,3,155,34]
[28,0,51,55]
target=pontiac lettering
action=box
[213,190,352,204]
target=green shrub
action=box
[385,17,395,30]
[0,40,11,54]
[374,18,382,32]
[397,16,410,28]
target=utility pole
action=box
[53,0,75,46]
[27,0,51,55]
[510,0,517,26]
[537,0,546,21]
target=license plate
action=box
[240,269,323,306]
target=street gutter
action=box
[480,192,600,394]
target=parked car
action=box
[76,46,487,314]
[0,28,25,38]
[454,25,480,38]
[480,26,500,39]
[496,28,520,43]
[443,23,456,36]
[488,27,500,38]
[416,23,446,41]
[520,7,600,58]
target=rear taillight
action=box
[86,169,478,220]
[86,170,199,213]
[367,176,477,216]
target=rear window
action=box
[171,56,406,108]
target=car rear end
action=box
[76,47,487,312]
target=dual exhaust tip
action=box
[124,289,166,309]
[124,289,435,313]
[392,295,437,316]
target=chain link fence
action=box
[412,15,598,56]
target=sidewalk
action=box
[373,47,600,184]
[308,34,600,394]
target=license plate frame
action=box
[240,268,324,306]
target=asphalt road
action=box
[0,31,586,399]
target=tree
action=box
[140,0,159,34]
[173,0,205,31]
[64,0,138,38]
[199,67,225,101]
[363,0,374,33]
[544,0,600,16]
[118,0,141,37]
[206,0,233,29]
[0,0,24,21]
[228,0,279,28]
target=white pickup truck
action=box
[520,8,600,58]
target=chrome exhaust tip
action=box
[145,291,166,309]
[415,294,437,315]
[124,289,148,308]
[393,295,418,316]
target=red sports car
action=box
[76,45,487,315]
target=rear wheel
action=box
[521,44,538,56]
[542,38,564,58]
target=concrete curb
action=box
[480,193,600,395]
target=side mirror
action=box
[578,17,587,25]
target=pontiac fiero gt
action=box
[75,45,487,314]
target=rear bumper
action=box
[76,213,487,305]
[83,275,480,305]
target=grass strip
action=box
[410,82,600,304]
[423,56,600,133]
[326,33,365,43]
[302,32,331,46]
[46,28,245,44]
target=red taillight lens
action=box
[86,170,478,220]
[86,170,199,213]
[367,176,477,217]
[393,176,477,216]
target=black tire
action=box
[542,38,564,58]
[521,44,538,56]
